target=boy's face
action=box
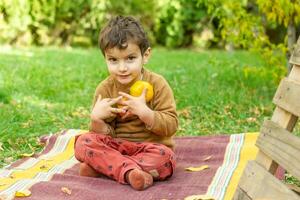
[104,42,151,85]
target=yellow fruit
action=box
[117,97,127,109]
[130,81,153,102]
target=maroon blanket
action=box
[22,135,229,200]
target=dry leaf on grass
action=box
[246,117,257,123]
[4,157,13,163]
[202,156,212,161]
[61,187,72,195]
[184,194,215,200]
[0,142,3,151]
[177,107,191,119]
[15,189,31,197]
[185,165,209,172]
[20,152,34,157]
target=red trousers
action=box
[74,132,176,184]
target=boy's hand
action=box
[118,89,154,125]
[91,95,126,121]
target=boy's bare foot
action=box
[79,163,99,177]
[126,169,153,191]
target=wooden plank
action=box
[289,65,300,82]
[289,37,300,65]
[286,184,300,195]
[273,78,300,117]
[256,120,300,180]
[271,107,298,132]
[255,151,278,174]
[233,187,251,200]
[255,106,297,173]
[238,160,300,200]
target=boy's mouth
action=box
[118,74,130,79]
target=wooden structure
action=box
[233,38,300,199]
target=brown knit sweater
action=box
[90,68,178,149]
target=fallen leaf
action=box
[185,165,209,172]
[21,120,33,128]
[15,189,31,197]
[39,165,48,170]
[246,117,256,123]
[4,157,13,163]
[0,142,3,151]
[20,152,34,157]
[184,194,215,200]
[178,107,191,119]
[202,156,212,161]
[61,187,72,195]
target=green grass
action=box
[0,46,297,168]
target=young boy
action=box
[74,16,178,191]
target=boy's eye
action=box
[108,58,117,62]
[127,56,136,61]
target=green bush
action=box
[0,0,156,46]
[154,0,208,47]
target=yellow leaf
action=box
[185,165,209,172]
[184,194,215,200]
[39,164,49,170]
[15,189,31,197]
[61,187,72,195]
[202,156,212,161]
[21,152,34,157]
[0,183,6,186]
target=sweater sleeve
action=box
[145,77,178,137]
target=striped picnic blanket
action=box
[0,130,259,200]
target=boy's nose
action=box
[118,62,128,72]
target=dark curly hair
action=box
[99,16,150,56]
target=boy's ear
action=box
[143,47,151,64]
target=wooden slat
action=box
[289,36,300,65]
[271,107,298,132]
[256,120,300,180]
[233,187,251,200]
[254,105,296,174]
[273,78,300,117]
[234,40,300,199]
[289,65,300,82]
[255,151,278,174]
[238,160,300,200]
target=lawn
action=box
[0,46,291,167]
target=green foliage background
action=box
[1,0,300,74]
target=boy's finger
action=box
[121,110,132,120]
[108,96,123,105]
[118,92,132,99]
[119,105,129,110]
[110,107,126,114]
[141,88,148,97]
